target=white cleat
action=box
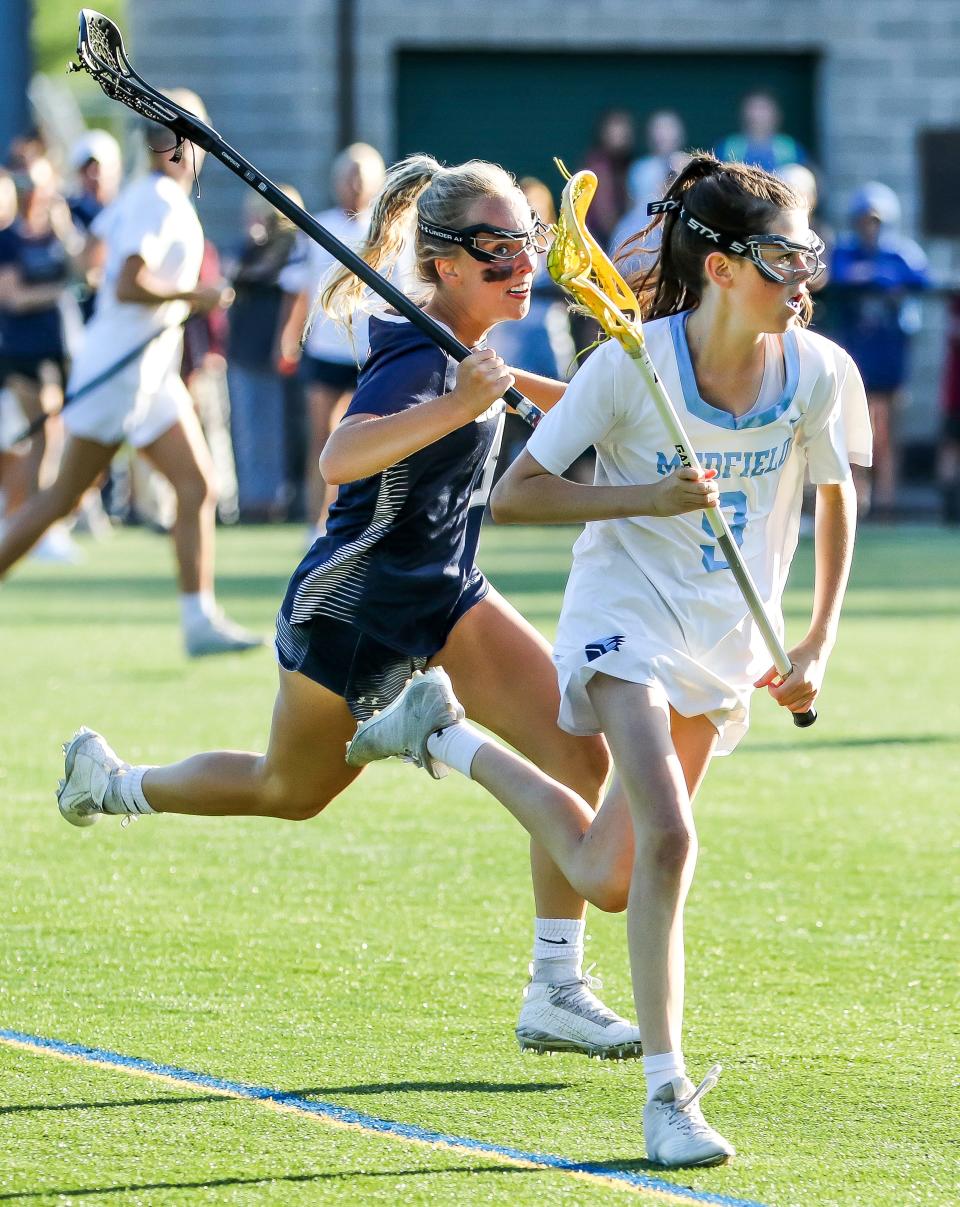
[344,667,465,780]
[184,612,265,658]
[516,971,643,1060]
[57,727,126,827]
[643,1064,735,1167]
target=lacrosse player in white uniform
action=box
[0,91,262,657]
[344,153,871,1167]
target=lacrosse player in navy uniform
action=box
[57,154,646,1059]
[345,154,871,1166]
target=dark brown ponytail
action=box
[616,151,813,326]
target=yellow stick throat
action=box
[547,163,646,357]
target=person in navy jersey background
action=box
[58,154,646,1061]
[0,158,83,550]
[827,182,930,517]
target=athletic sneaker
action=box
[57,727,126,827]
[516,970,643,1060]
[29,523,83,565]
[345,667,465,779]
[183,612,265,658]
[643,1065,735,1167]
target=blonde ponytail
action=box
[313,153,522,345]
[319,153,441,336]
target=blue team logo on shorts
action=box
[585,635,626,662]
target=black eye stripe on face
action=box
[481,263,515,283]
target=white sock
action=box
[425,721,488,779]
[180,590,216,629]
[104,765,156,815]
[531,917,585,984]
[644,1051,686,1101]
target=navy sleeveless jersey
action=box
[278,315,505,657]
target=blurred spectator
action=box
[6,128,47,172]
[828,182,931,517]
[610,150,692,271]
[581,109,636,248]
[67,129,122,233]
[938,294,960,524]
[0,157,85,561]
[776,162,831,290]
[627,110,687,218]
[67,129,123,324]
[182,239,238,526]
[0,168,22,501]
[277,142,385,542]
[716,90,806,174]
[225,189,301,521]
[777,163,819,221]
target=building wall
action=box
[129,0,960,437]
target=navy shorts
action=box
[274,575,488,719]
[0,354,67,388]
[300,355,358,391]
[275,611,427,719]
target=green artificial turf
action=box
[1,523,957,1205]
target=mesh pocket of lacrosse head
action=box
[548,170,642,337]
[77,11,177,125]
[79,11,126,81]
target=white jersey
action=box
[526,311,872,753]
[69,172,203,393]
[63,173,202,449]
[279,205,371,364]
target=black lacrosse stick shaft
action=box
[71,11,542,428]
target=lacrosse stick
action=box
[548,165,816,727]
[68,10,543,429]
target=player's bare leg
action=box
[585,673,732,1166]
[58,667,361,826]
[0,434,117,574]
[141,412,263,654]
[584,676,716,1054]
[432,586,613,918]
[431,589,639,1056]
[139,413,218,595]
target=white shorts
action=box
[63,329,191,450]
[553,544,758,756]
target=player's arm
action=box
[276,288,309,371]
[115,254,227,313]
[507,368,566,411]
[320,348,513,485]
[490,448,718,524]
[756,478,857,713]
[0,266,64,312]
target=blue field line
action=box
[1,1028,768,1207]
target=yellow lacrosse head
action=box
[548,166,645,354]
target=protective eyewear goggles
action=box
[418,213,551,263]
[647,200,826,285]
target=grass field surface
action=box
[2,523,957,1205]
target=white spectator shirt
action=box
[279,205,372,365]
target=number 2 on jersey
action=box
[700,490,748,572]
